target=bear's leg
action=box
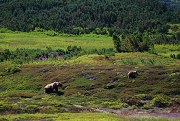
[54,87,58,92]
[49,88,54,93]
[45,88,53,93]
[129,73,133,79]
[45,88,50,93]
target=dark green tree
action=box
[112,33,121,52]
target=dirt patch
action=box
[95,108,180,118]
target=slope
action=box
[0,0,179,33]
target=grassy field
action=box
[0,32,113,51]
[0,113,179,121]
[0,31,180,120]
[154,44,180,56]
[0,31,179,54]
[0,113,125,121]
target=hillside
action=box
[0,0,180,120]
[0,32,180,120]
[0,52,180,120]
[0,0,179,34]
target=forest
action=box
[0,0,179,34]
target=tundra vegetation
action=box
[0,28,179,120]
[0,0,180,120]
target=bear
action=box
[128,71,138,78]
[44,82,62,93]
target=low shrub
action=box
[135,94,153,100]
[117,82,125,88]
[104,83,116,89]
[24,105,40,113]
[0,28,13,33]
[129,105,137,110]
[0,103,12,112]
[143,104,151,110]
[0,65,21,76]
[44,30,58,36]
[101,101,128,109]
[151,95,171,108]
[122,96,143,106]
[170,53,180,59]
[39,106,65,113]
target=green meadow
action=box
[0,31,180,121]
[0,31,179,56]
[0,32,113,51]
[0,113,179,121]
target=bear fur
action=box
[44,82,62,93]
[128,71,138,78]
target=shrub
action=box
[112,33,122,52]
[0,28,12,33]
[117,82,125,88]
[0,103,12,112]
[122,96,143,106]
[101,101,128,109]
[170,53,180,59]
[135,94,153,100]
[121,33,153,52]
[33,27,45,32]
[175,31,180,41]
[45,30,58,36]
[151,95,171,108]
[0,65,21,76]
[129,105,137,110]
[40,106,65,113]
[153,34,179,44]
[170,54,176,59]
[176,54,180,59]
[24,105,40,113]
[104,83,116,89]
[6,65,21,74]
[143,104,151,110]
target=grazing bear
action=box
[128,71,138,78]
[44,82,62,93]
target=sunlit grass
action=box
[0,113,179,121]
[0,113,125,121]
[0,32,113,51]
[154,44,180,54]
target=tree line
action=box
[0,0,179,34]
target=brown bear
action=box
[128,71,138,78]
[44,82,62,93]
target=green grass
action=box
[0,113,125,121]
[154,44,180,58]
[0,113,179,121]
[70,77,95,88]
[0,31,180,119]
[0,32,113,51]
[154,44,180,54]
[0,59,179,113]
[21,52,178,66]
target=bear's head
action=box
[134,71,138,76]
[53,82,62,87]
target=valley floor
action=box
[0,113,179,121]
[0,32,180,121]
